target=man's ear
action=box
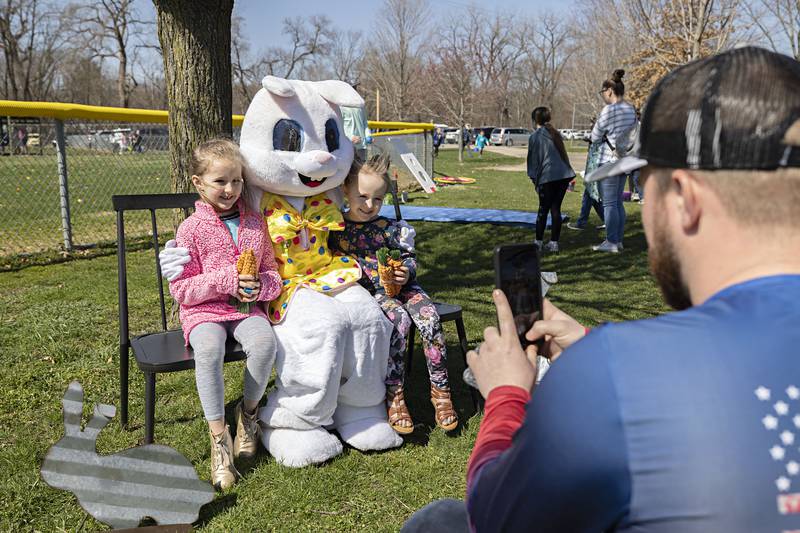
[671,169,702,233]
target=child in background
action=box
[328,154,458,434]
[170,139,283,490]
[474,129,490,156]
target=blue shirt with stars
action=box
[467,275,800,532]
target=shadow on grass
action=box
[195,492,238,528]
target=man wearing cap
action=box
[401,47,800,532]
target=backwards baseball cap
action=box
[586,46,800,182]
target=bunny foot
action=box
[333,404,403,452]
[261,426,343,468]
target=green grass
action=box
[0,149,667,531]
[0,152,172,260]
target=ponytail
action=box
[532,106,570,166]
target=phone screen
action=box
[494,244,543,349]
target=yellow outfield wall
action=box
[0,101,434,134]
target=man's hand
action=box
[351,135,362,145]
[525,298,586,361]
[237,274,260,303]
[466,290,538,399]
[159,240,190,281]
[393,266,410,285]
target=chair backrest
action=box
[389,170,403,221]
[112,193,198,351]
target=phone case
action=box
[493,243,543,349]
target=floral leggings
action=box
[377,286,449,389]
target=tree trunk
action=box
[153,0,234,198]
[118,49,129,108]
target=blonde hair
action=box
[345,152,393,194]
[190,138,250,208]
[190,138,245,177]
[652,167,800,227]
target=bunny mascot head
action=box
[239,76,402,467]
[239,76,357,201]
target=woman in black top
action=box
[527,107,576,252]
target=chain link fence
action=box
[370,131,434,192]
[0,119,183,261]
[0,112,433,264]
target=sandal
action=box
[387,385,414,435]
[430,383,458,431]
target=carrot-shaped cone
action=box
[237,249,257,277]
[377,247,403,297]
[234,249,257,313]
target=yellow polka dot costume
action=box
[236,75,401,467]
[261,192,361,323]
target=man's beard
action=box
[648,213,693,311]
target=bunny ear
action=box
[311,80,365,108]
[82,403,115,441]
[262,76,296,97]
[63,381,84,437]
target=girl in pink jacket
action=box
[169,139,282,490]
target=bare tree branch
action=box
[66,0,155,107]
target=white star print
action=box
[794,415,800,428]
[755,385,770,402]
[775,401,789,415]
[755,386,771,401]
[787,385,800,400]
[781,431,796,446]
[764,414,779,430]
[776,476,791,492]
[787,461,800,476]
[770,445,786,460]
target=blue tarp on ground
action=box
[378,204,569,228]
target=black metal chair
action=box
[387,180,479,408]
[113,193,247,444]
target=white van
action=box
[490,127,531,146]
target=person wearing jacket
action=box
[341,101,370,162]
[527,107,576,253]
[170,139,283,490]
[589,69,637,252]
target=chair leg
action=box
[454,317,469,367]
[406,322,416,375]
[455,317,480,411]
[144,372,156,444]
[120,346,129,429]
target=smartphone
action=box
[494,244,543,349]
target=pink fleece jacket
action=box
[170,199,283,343]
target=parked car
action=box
[93,128,131,152]
[443,128,459,144]
[559,128,575,140]
[490,127,531,146]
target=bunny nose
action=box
[314,152,332,164]
[294,150,338,180]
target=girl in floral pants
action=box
[328,154,458,434]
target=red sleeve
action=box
[466,385,530,490]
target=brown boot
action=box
[386,385,414,435]
[233,401,261,460]
[209,425,240,491]
[430,383,458,431]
